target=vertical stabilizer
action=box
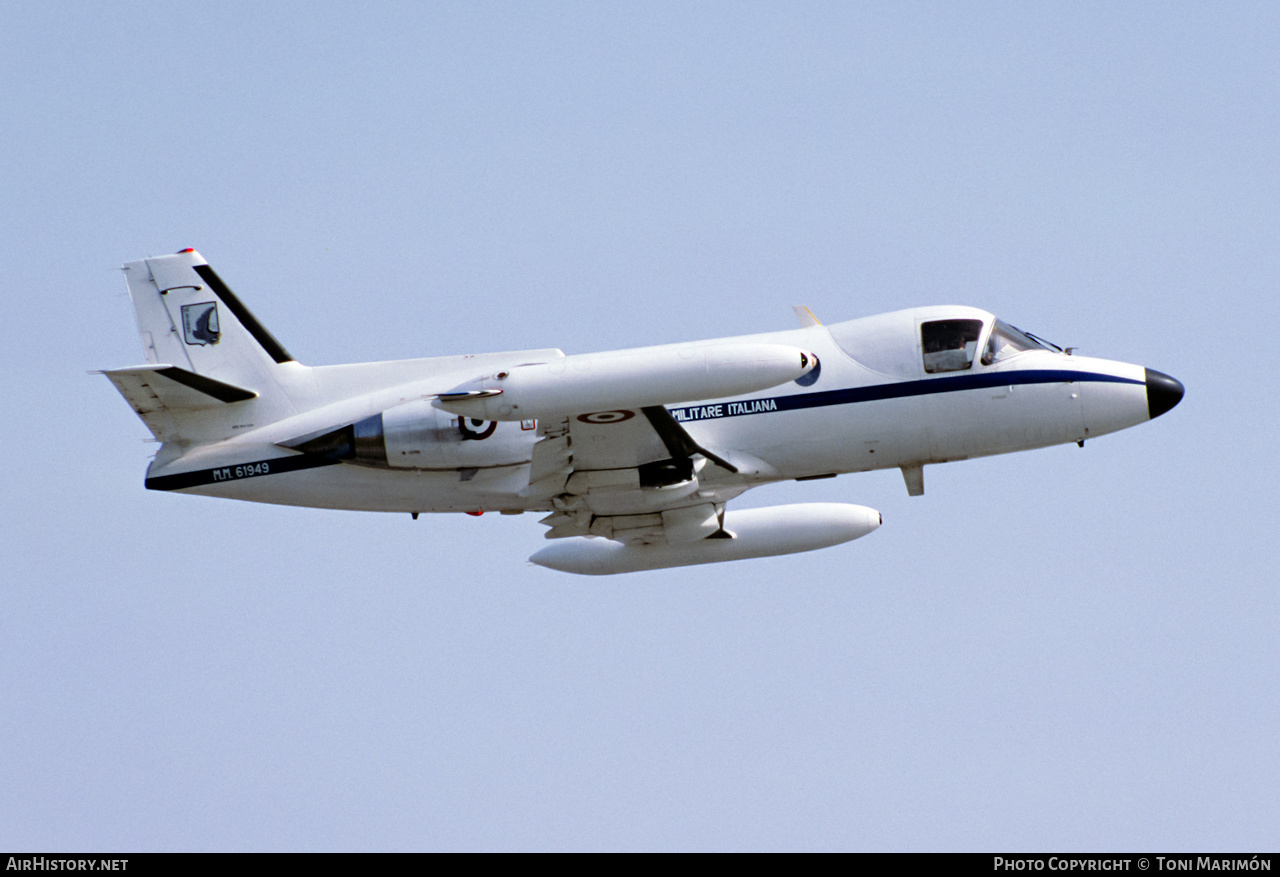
[112,249,309,445]
[123,249,295,390]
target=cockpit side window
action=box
[921,319,983,373]
[981,320,1053,365]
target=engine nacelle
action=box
[283,400,534,469]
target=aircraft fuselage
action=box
[140,306,1169,513]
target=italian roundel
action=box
[459,417,498,440]
[577,410,636,424]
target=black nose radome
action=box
[1145,368,1185,419]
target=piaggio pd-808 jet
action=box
[103,250,1183,574]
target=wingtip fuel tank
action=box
[436,342,817,421]
[528,503,882,575]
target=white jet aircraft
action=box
[103,249,1183,575]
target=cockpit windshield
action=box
[981,320,1061,366]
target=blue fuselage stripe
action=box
[669,369,1141,423]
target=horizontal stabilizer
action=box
[102,365,257,441]
[104,365,256,406]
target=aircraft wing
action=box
[525,406,747,545]
[431,338,816,547]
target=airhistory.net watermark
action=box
[6,859,128,871]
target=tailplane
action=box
[101,365,258,444]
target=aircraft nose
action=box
[1145,368,1185,419]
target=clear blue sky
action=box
[3,1,1276,851]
